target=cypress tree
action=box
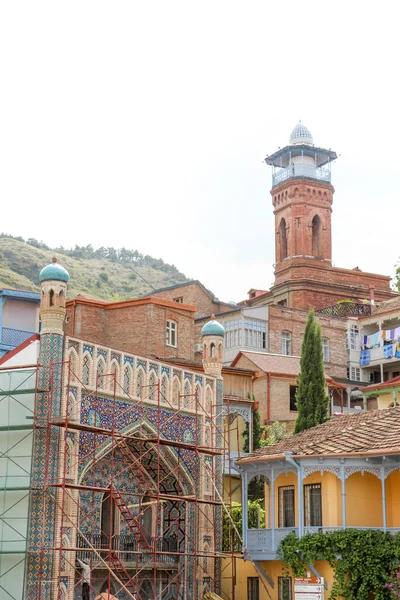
[294,308,329,434]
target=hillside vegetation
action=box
[0,235,188,301]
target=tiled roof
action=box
[231,351,300,375]
[369,295,400,317]
[360,375,400,393]
[237,406,400,463]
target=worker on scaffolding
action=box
[77,558,91,600]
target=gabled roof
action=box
[141,280,236,309]
[66,295,196,313]
[0,334,40,368]
[237,406,400,463]
[231,351,300,375]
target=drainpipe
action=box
[267,372,271,422]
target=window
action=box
[278,486,295,528]
[277,299,287,307]
[289,386,297,412]
[349,366,361,382]
[244,319,267,350]
[311,215,322,257]
[281,331,292,356]
[279,218,288,261]
[123,366,132,394]
[97,359,105,389]
[173,296,183,303]
[278,577,292,600]
[166,320,177,347]
[322,338,330,362]
[304,483,322,527]
[82,354,91,386]
[225,319,242,349]
[348,325,360,350]
[247,577,259,600]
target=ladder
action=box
[111,488,152,549]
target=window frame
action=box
[278,576,293,600]
[304,483,322,527]
[289,385,297,412]
[281,331,292,356]
[166,319,177,347]
[247,577,259,600]
[173,296,183,303]
[322,337,330,363]
[278,485,295,528]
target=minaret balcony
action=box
[272,164,331,188]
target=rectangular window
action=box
[304,483,322,527]
[348,325,360,350]
[173,296,183,303]
[290,386,297,411]
[322,338,330,362]
[278,486,295,528]
[278,577,292,600]
[281,331,292,355]
[166,320,177,347]
[350,366,361,382]
[247,577,259,600]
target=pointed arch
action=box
[205,385,212,414]
[82,353,91,387]
[279,218,288,260]
[203,543,210,574]
[65,439,73,476]
[172,376,180,407]
[49,288,55,307]
[195,382,202,411]
[68,349,78,383]
[110,360,120,392]
[312,214,322,257]
[96,357,106,389]
[210,343,215,358]
[136,368,145,399]
[148,371,157,402]
[161,374,169,404]
[183,380,191,409]
[123,364,132,395]
[59,288,65,308]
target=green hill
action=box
[0,235,189,301]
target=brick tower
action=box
[264,123,394,309]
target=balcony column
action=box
[341,466,346,528]
[271,469,275,552]
[381,466,387,532]
[241,471,248,547]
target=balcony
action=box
[76,533,179,567]
[272,164,331,188]
[246,526,400,554]
[0,327,36,350]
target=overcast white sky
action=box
[1,1,399,302]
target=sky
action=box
[1,1,399,302]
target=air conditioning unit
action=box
[194,344,202,353]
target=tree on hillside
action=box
[294,308,329,434]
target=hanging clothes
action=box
[384,344,393,359]
[369,332,380,348]
[360,349,371,366]
[396,343,400,359]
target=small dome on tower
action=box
[289,122,313,146]
[39,257,70,283]
[201,314,225,337]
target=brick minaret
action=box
[264,123,394,309]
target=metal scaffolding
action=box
[26,357,243,600]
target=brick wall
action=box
[151,282,234,318]
[268,305,347,379]
[66,298,196,360]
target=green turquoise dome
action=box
[39,258,70,283]
[201,315,225,337]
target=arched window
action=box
[65,440,72,475]
[148,371,157,402]
[195,383,202,411]
[49,289,55,307]
[281,331,292,356]
[123,365,132,395]
[172,377,180,406]
[183,380,191,409]
[82,354,91,386]
[97,358,105,389]
[136,368,145,399]
[161,375,168,404]
[279,218,288,260]
[210,343,215,358]
[312,214,322,257]
[59,289,65,308]
[218,343,223,359]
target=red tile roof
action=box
[237,406,400,463]
[360,375,400,393]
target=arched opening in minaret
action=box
[210,343,215,358]
[279,218,288,261]
[49,289,54,307]
[312,215,322,257]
